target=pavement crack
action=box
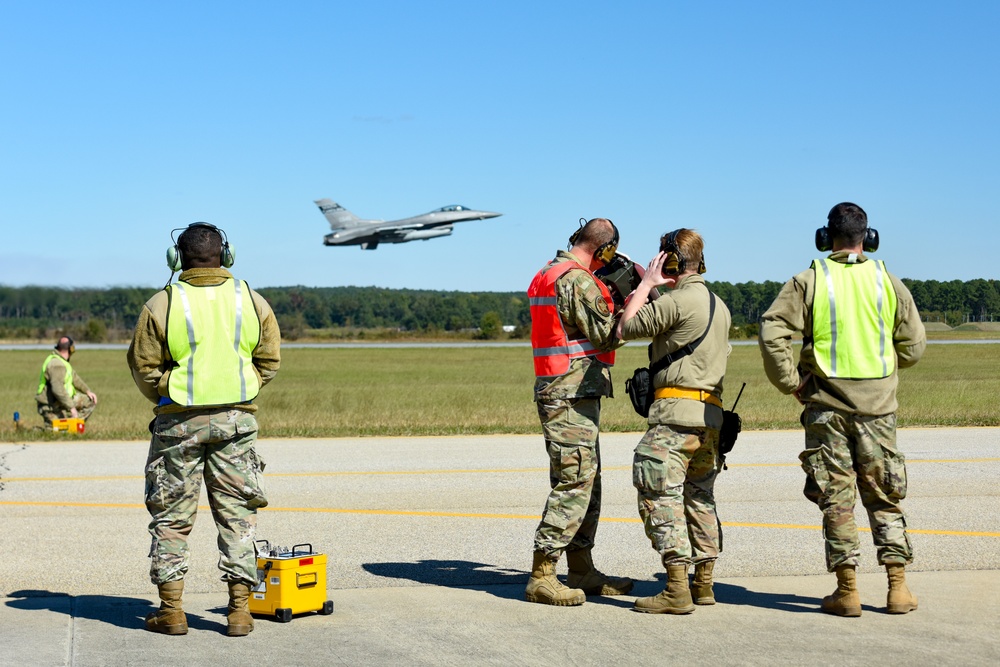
[67,595,77,667]
[0,444,30,493]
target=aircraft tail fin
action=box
[315,198,363,229]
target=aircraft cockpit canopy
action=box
[436,205,469,212]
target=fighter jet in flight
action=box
[315,198,502,249]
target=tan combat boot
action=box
[226,581,255,636]
[565,548,634,596]
[886,564,918,614]
[821,565,862,617]
[145,580,188,635]
[525,551,586,606]
[634,563,695,614]
[691,560,716,605]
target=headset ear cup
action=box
[662,252,681,275]
[864,228,879,253]
[221,242,235,268]
[660,229,688,275]
[166,245,183,271]
[595,242,617,265]
[698,259,707,274]
[815,227,831,252]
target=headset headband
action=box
[594,220,619,265]
[55,336,75,354]
[568,217,619,265]
[166,222,235,274]
[170,221,227,247]
[816,204,879,253]
[661,230,685,275]
[661,229,706,275]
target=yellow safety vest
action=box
[811,258,897,379]
[37,353,75,397]
[166,278,262,406]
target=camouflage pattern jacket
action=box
[533,251,622,401]
[759,252,926,416]
[127,267,281,415]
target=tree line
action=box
[0,278,997,341]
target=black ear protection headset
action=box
[815,203,879,253]
[166,222,235,272]
[568,217,619,265]
[661,229,707,276]
[55,336,75,356]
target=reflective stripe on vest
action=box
[37,353,75,397]
[528,260,616,377]
[166,278,262,406]
[811,258,897,379]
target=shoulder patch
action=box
[595,295,610,316]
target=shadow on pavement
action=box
[363,560,529,600]
[713,583,823,613]
[5,590,224,632]
[363,561,838,613]
[627,576,830,614]
[365,560,657,608]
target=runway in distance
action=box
[315,198,502,249]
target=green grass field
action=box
[2,343,998,441]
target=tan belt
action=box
[653,386,723,408]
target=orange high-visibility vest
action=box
[528,260,616,377]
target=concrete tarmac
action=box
[1,428,998,666]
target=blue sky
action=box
[1,1,997,291]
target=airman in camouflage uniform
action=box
[143,409,269,585]
[128,223,280,635]
[760,203,925,616]
[800,411,910,570]
[618,229,732,614]
[35,336,98,426]
[526,218,633,606]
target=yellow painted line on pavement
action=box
[1,475,141,482]
[273,467,552,477]
[2,500,998,538]
[900,458,1000,464]
[1,469,548,483]
[3,456,999,484]
[1,500,143,509]
[726,458,1000,468]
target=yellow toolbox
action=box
[249,541,333,622]
[51,418,85,434]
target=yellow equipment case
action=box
[249,541,333,623]
[51,417,85,433]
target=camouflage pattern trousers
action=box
[800,407,912,571]
[37,394,96,424]
[633,424,722,567]
[144,408,268,586]
[533,397,603,557]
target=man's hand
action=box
[792,372,812,405]
[87,391,98,405]
[70,407,79,419]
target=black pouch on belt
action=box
[625,366,654,418]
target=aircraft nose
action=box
[480,211,502,219]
